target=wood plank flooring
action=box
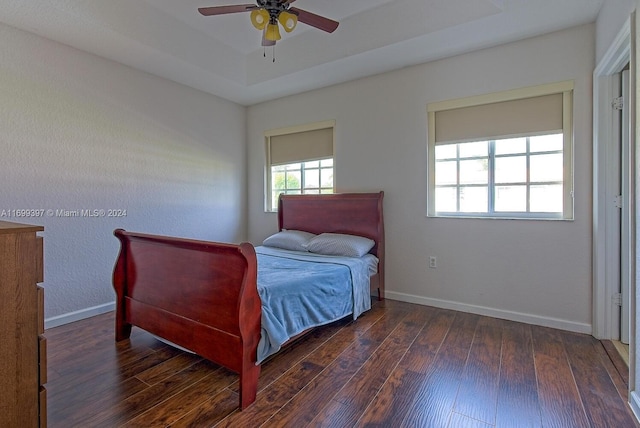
[45,299,638,427]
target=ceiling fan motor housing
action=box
[258,0,295,21]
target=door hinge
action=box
[612,96,624,110]
[614,195,623,208]
[613,292,622,306]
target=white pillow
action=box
[262,229,316,252]
[306,233,375,258]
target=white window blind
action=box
[269,127,333,165]
[434,93,564,144]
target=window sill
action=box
[426,213,573,221]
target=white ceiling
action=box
[0,0,603,105]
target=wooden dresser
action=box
[0,221,46,427]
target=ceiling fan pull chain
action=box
[262,45,275,62]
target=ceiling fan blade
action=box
[198,4,258,16]
[289,7,339,33]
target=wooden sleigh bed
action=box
[112,192,384,410]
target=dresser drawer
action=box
[36,236,43,283]
[38,335,47,385]
[0,222,45,427]
[37,286,45,335]
[39,386,47,428]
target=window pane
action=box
[321,188,333,194]
[530,184,563,212]
[304,189,320,194]
[287,171,301,189]
[530,153,563,182]
[495,137,526,155]
[304,169,319,189]
[320,168,333,187]
[321,158,334,167]
[304,160,319,168]
[460,159,488,184]
[436,161,457,185]
[460,186,488,212]
[272,171,286,190]
[531,133,563,152]
[285,163,301,171]
[435,187,457,212]
[495,156,526,184]
[495,185,527,212]
[459,141,487,158]
[436,144,457,160]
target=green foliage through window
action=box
[270,158,334,211]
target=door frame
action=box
[593,13,637,417]
[593,17,631,341]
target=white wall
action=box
[0,23,247,320]
[248,24,595,333]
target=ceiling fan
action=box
[198,1,339,47]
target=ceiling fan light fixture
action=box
[200,2,340,50]
[250,9,269,30]
[278,11,297,33]
[265,22,281,41]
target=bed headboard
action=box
[277,191,385,299]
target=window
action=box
[427,82,573,219]
[265,121,335,211]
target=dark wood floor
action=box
[46,299,638,427]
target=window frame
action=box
[427,81,574,220]
[265,120,336,212]
[269,159,335,211]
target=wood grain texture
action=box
[263,305,412,427]
[400,312,481,428]
[597,340,630,403]
[448,412,494,428]
[35,236,43,283]
[309,306,434,426]
[46,300,639,428]
[0,220,43,234]
[0,224,43,427]
[453,316,503,424]
[495,321,541,428]
[354,307,455,426]
[561,331,638,428]
[123,367,237,427]
[531,325,591,428]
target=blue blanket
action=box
[255,246,374,363]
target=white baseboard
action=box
[45,302,115,329]
[384,291,592,334]
[630,391,640,424]
[45,294,593,334]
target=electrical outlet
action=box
[429,256,437,268]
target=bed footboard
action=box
[112,229,261,409]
